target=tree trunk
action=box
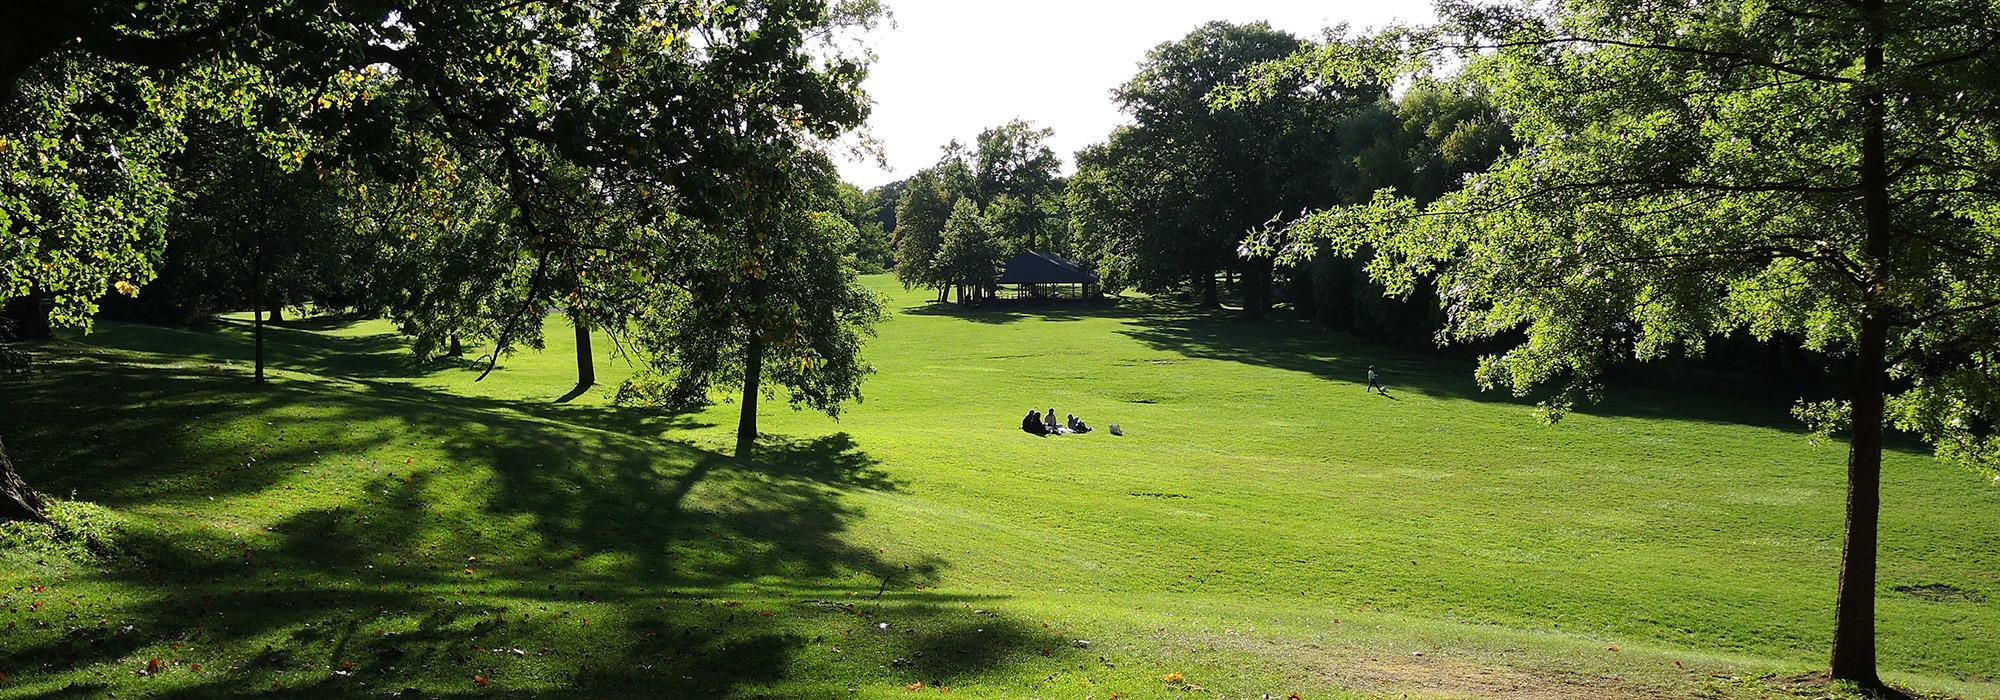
[573,313,595,387]
[1830,4,1887,686]
[735,331,763,458]
[448,334,464,357]
[1831,314,1886,686]
[1243,257,1272,320]
[0,438,50,524]
[253,305,266,384]
[1200,270,1220,307]
[2,295,51,340]
[269,304,284,323]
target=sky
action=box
[834,0,1439,189]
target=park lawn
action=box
[2,273,1997,698]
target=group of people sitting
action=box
[1021,407,1090,436]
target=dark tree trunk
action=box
[1830,4,1887,686]
[448,334,464,357]
[1243,257,1272,320]
[269,304,283,323]
[573,313,594,387]
[0,438,50,524]
[253,305,266,384]
[1199,271,1220,307]
[2,294,51,340]
[735,331,763,458]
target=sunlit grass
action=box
[1,275,1995,698]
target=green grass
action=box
[2,274,1997,698]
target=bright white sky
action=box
[835,0,1438,189]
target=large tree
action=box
[936,199,1006,304]
[1082,21,1373,317]
[621,152,883,457]
[972,119,1062,250]
[1239,0,2000,687]
[0,0,883,520]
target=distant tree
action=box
[143,117,359,382]
[1090,21,1373,317]
[972,119,1061,249]
[836,181,893,273]
[1239,1,2000,687]
[892,168,958,300]
[936,199,1006,304]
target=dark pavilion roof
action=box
[996,251,1100,285]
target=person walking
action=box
[1366,364,1386,395]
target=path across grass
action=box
[3,276,1996,698]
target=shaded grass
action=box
[1,276,1997,698]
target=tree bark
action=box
[0,438,50,524]
[1830,3,1887,686]
[269,304,284,323]
[735,331,764,458]
[573,313,595,387]
[1200,270,1220,307]
[448,334,464,357]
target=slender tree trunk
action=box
[736,331,763,458]
[253,305,266,384]
[0,438,50,524]
[1200,270,1220,307]
[253,181,269,385]
[448,334,464,357]
[573,313,594,387]
[1830,5,1887,686]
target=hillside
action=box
[2,275,1996,698]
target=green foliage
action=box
[1073,21,1382,313]
[0,498,124,561]
[1247,2,2000,472]
[622,155,883,420]
[892,168,957,293]
[937,199,1006,290]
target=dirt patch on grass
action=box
[1321,651,1680,699]
[1893,583,1985,604]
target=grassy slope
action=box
[1,274,1996,699]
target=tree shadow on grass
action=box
[0,328,1077,697]
[1115,297,1930,451]
[899,297,1133,325]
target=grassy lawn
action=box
[3,274,1997,698]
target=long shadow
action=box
[1115,297,1933,451]
[900,297,1135,325]
[0,323,1061,696]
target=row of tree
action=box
[888,120,1064,301]
[1,0,896,523]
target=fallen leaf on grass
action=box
[473,674,490,687]
[143,658,163,676]
[1162,672,1183,683]
[906,681,925,691]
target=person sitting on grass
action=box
[1067,414,1090,433]
[1022,409,1049,436]
[1045,408,1061,433]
